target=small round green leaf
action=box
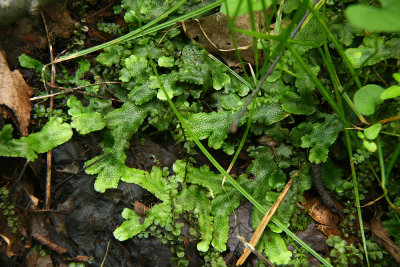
[380,85,400,100]
[353,84,385,115]
[363,140,377,152]
[364,123,382,140]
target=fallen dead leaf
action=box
[0,50,33,136]
[182,12,266,68]
[302,195,341,236]
[371,215,400,263]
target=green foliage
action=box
[220,0,272,16]
[345,0,400,33]
[364,123,382,140]
[18,54,44,74]
[345,36,400,68]
[258,229,292,265]
[0,117,73,161]
[67,96,110,135]
[301,115,343,163]
[0,188,19,234]
[19,0,397,264]
[326,235,363,266]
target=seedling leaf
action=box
[354,84,385,115]
[364,123,382,140]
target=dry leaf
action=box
[182,12,266,67]
[0,50,33,136]
[302,195,342,236]
[371,215,400,263]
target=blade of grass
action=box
[386,139,400,180]
[344,129,370,266]
[318,46,369,124]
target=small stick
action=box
[229,0,319,133]
[30,82,120,101]
[41,11,55,210]
[236,177,295,265]
[236,235,274,267]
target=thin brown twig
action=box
[29,82,120,101]
[100,239,112,267]
[236,173,297,266]
[41,12,55,210]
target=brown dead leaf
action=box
[303,195,340,227]
[302,195,342,237]
[371,215,400,263]
[182,12,266,67]
[0,50,33,136]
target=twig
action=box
[32,233,68,254]
[236,177,295,266]
[229,0,319,133]
[41,11,55,210]
[236,235,274,267]
[100,239,112,267]
[29,82,120,101]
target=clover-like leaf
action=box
[345,0,400,33]
[354,84,385,115]
[301,115,342,163]
[0,117,72,161]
